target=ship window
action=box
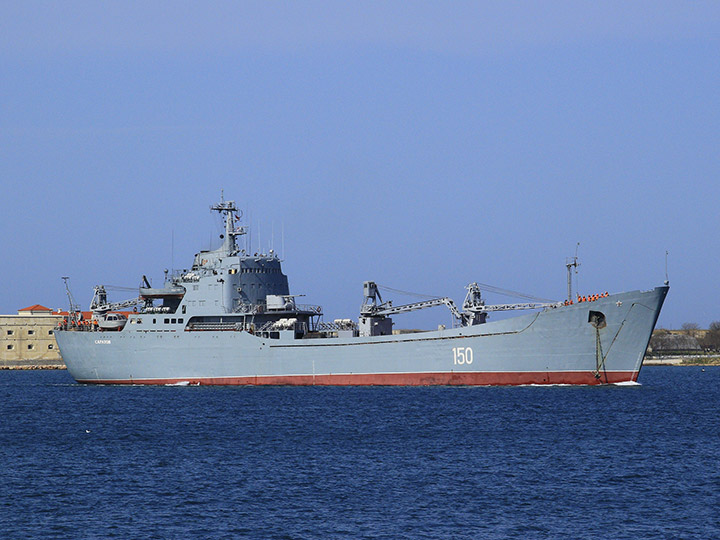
[178,318,183,324]
[182,305,186,314]
[164,318,170,324]
[153,319,157,324]
[6,345,12,350]
[7,330,13,335]
[137,319,142,324]
[48,344,54,350]
[171,318,176,324]
[28,330,35,335]
[48,330,54,335]
[27,344,33,350]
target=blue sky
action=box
[1,2,718,329]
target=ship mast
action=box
[210,191,246,255]
[565,243,580,302]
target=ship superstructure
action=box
[55,196,668,386]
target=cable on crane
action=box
[376,283,553,304]
[470,282,555,303]
[376,285,443,300]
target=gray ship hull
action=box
[55,286,667,386]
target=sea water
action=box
[1,366,718,539]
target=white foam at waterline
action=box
[614,380,642,386]
[166,381,190,386]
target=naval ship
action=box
[55,196,668,386]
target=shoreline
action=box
[0,365,66,370]
[644,356,720,366]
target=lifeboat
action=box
[96,313,128,331]
[139,285,186,299]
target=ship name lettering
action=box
[94,339,112,345]
[452,347,473,365]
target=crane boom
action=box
[62,277,82,324]
[90,285,140,313]
[473,301,562,313]
[369,296,463,319]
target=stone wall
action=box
[0,314,65,368]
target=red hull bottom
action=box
[79,370,640,386]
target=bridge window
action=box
[164,318,170,324]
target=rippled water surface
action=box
[1,366,718,539]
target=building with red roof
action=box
[1,305,65,368]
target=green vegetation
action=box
[680,356,720,365]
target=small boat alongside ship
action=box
[55,195,668,386]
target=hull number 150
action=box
[452,347,473,365]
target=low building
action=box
[647,329,707,356]
[0,305,65,368]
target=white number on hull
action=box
[452,347,473,365]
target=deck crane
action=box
[62,277,82,325]
[86,285,143,331]
[358,281,562,337]
[89,285,141,314]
